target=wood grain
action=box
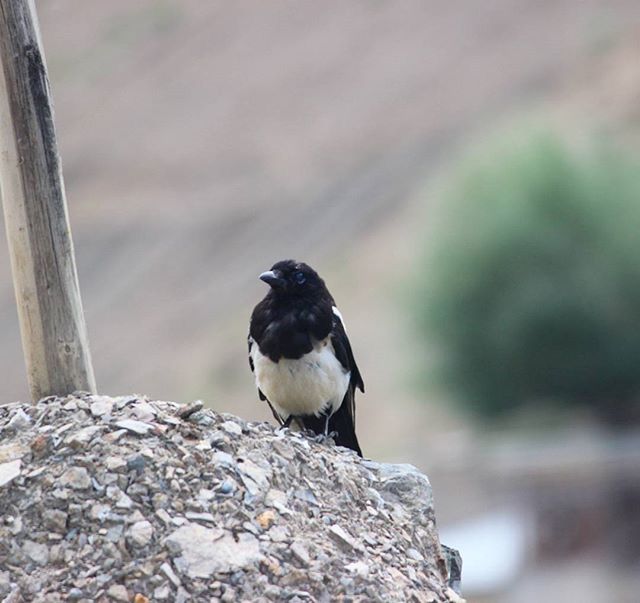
[0,0,96,400]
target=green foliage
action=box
[416,132,640,423]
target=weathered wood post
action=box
[0,0,96,401]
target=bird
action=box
[248,260,364,456]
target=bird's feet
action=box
[311,431,338,445]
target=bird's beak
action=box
[259,270,286,289]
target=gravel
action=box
[0,394,463,602]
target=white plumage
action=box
[250,334,350,419]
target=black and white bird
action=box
[248,260,364,456]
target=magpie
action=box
[248,260,364,456]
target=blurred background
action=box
[1,1,640,601]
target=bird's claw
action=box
[312,431,338,445]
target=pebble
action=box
[59,467,91,490]
[127,520,154,548]
[0,459,21,488]
[106,584,129,601]
[22,540,48,565]
[115,419,154,435]
[7,409,31,431]
[90,399,113,417]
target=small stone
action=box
[184,511,216,524]
[126,520,154,548]
[177,400,203,419]
[220,421,241,435]
[90,503,111,522]
[114,419,153,435]
[43,510,68,532]
[90,398,113,417]
[406,547,424,561]
[345,560,369,577]
[30,435,52,458]
[328,525,356,550]
[23,540,48,565]
[126,454,146,473]
[67,426,102,447]
[0,459,21,488]
[131,402,156,422]
[59,467,91,490]
[160,562,181,588]
[105,456,127,472]
[115,492,134,510]
[153,585,171,600]
[219,480,234,495]
[133,594,150,603]
[256,510,276,530]
[7,409,31,430]
[67,588,84,600]
[290,541,310,567]
[166,524,262,578]
[107,584,129,601]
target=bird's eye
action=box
[294,271,306,285]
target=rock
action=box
[43,510,68,533]
[106,584,129,601]
[22,540,48,565]
[67,425,102,447]
[290,541,310,567]
[153,585,171,600]
[127,521,154,548]
[166,524,262,578]
[177,400,203,419]
[0,459,21,488]
[59,467,91,490]
[160,562,182,588]
[368,462,434,513]
[114,419,154,435]
[0,396,462,602]
[256,509,276,530]
[7,409,31,431]
[328,525,357,550]
[442,544,463,595]
[90,398,113,417]
[220,421,242,436]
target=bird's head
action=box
[259,260,326,298]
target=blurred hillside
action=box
[0,0,639,451]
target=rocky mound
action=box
[0,394,462,602]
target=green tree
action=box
[416,133,640,424]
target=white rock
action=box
[7,409,31,431]
[126,520,154,548]
[166,524,262,578]
[106,584,129,601]
[90,398,113,417]
[328,525,356,550]
[0,459,21,488]
[221,421,242,435]
[115,419,153,435]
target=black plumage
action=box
[248,260,363,456]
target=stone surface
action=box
[0,459,21,488]
[167,524,262,578]
[0,394,462,602]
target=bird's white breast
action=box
[251,338,350,418]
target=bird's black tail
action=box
[328,391,362,457]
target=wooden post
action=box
[0,0,96,401]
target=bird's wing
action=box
[331,307,364,393]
